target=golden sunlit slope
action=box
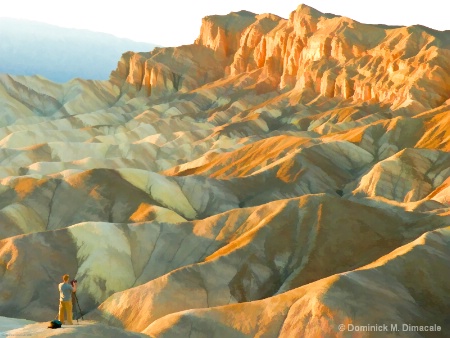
[143,226,450,338]
[0,3,449,337]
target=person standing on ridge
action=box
[58,274,77,325]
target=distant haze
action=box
[0,18,158,83]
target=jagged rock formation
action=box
[115,5,450,111]
[0,4,449,338]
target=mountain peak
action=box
[195,11,257,57]
[202,10,257,29]
[295,3,324,17]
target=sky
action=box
[1,1,446,47]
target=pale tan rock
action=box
[84,195,448,334]
[352,148,450,202]
[195,11,257,58]
[415,107,450,151]
[144,226,450,337]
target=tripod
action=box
[72,292,84,322]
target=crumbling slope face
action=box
[114,4,450,112]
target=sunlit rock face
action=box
[0,3,449,338]
[115,4,450,111]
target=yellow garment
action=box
[58,300,73,325]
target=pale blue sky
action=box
[2,1,446,46]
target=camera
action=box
[70,279,77,286]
